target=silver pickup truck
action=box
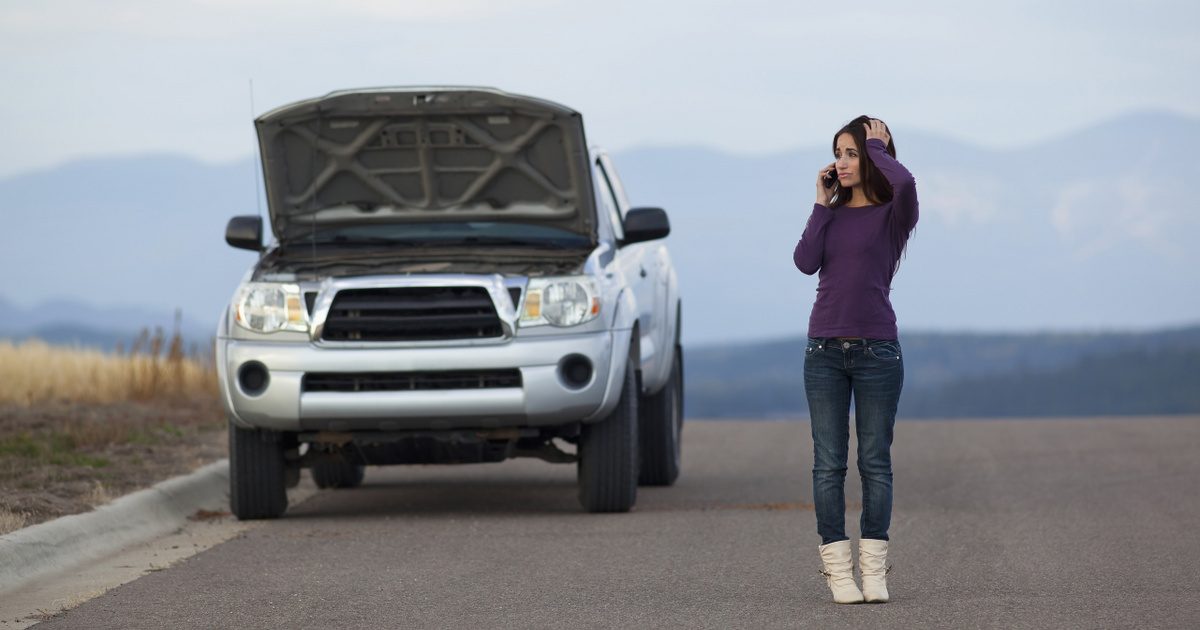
[218,87,682,518]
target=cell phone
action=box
[822,167,838,189]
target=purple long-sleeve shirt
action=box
[793,138,919,340]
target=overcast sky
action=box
[1,0,1197,177]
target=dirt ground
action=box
[0,396,227,535]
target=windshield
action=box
[283,222,592,249]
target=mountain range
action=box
[0,294,212,351]
[685,324,1200,419]
[1,109,1197,346]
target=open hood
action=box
[255,87,596,243]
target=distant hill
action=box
[1,110,1198,345]
[0,154,260,339]
[0,296,213,353]
[899,345,1200,418]
[5,324,135,352]
[0,323,213,356]
[685,324,1200,419]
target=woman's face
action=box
[834,133,861,188]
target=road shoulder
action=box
[0,461,317,627]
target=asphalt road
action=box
[35,417,1200,629]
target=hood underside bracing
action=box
[255,87,597,244]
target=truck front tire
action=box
[229,422,289,520]
[577,354,639,513]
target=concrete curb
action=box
[0,459,230,595]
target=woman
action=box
[793,116,918,604]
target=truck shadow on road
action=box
[284,477,585,519]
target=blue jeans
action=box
[804,337,904,545]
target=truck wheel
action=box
[312,459,365,489]
[639,346,683,486]
[577,354,639,513]
[229,422,288,520]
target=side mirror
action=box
[622,207,670,245]
[225,215,263,252]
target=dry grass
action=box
[0,327,228,534]
[85,479,113,506]
[0,507,28,536]
[0,328,217,406]
[0,399,227,530]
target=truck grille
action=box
[303,369,522,392]
[321,286,503,341]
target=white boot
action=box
[817,540,864,604]
[859,538,891,603]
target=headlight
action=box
[520,277,600,327]
[233,283,308,333]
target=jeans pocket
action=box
[865,340,901,362]
[805,338,821,356]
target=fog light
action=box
[559,354,593,389]
[238,361,270,396]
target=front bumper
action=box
[218,330,628,432]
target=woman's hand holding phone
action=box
[815,163,837,206]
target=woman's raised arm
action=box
[864,120,918,234]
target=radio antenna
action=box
[249,79,263,222]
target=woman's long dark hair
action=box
[829,115,897,209]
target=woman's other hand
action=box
[815,163,837,206]
[864,119,891,145]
